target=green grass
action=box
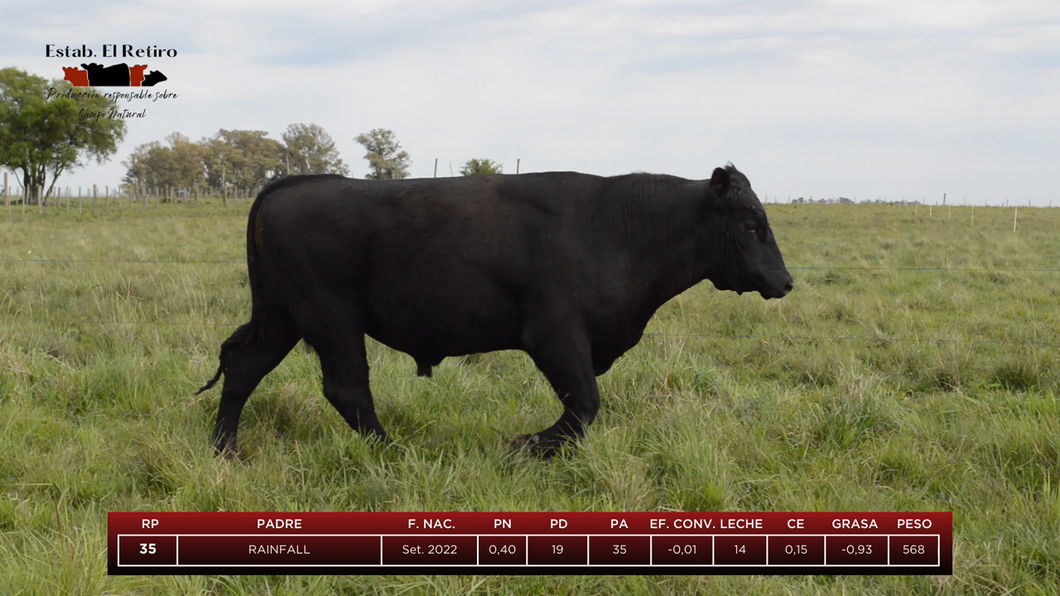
[1,200,1058,595]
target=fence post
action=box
[105,185,109,213]
[3,171,7,212]
[1013,206,1018,233]
[516,158,520,175]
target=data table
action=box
[109,512,952,575]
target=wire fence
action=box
[1,257,238,265]
[0,173,259,210]
[3,174,1058,210]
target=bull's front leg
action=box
[515,321,600,458]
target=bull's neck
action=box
[610,176,707,318]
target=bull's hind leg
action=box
[316,339,389,445]
[299,311,389,444]
[518,324,600,458]
[212,315,299,456]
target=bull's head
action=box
[702,164,793,299]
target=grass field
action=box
[1,197,1058,595]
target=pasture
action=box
[0,198,1057,595]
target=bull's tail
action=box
[195,321,259,394]
[196,177,287,395]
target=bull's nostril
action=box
[783,282,793,295]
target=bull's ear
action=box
[709,167,730,196]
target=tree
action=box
[0,67,125,204]
[122,132,206,190]
[460,158,503,176]
[282,123,348,176]
[122,141,159,188]
[354,128,410,180]
[164,133,208,189]
[202,129,284,193]
[122,140,163,188]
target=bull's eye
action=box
[743,221,757,232]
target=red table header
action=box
[109,511,951,535]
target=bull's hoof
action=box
[510,433,565,459]
[213,438,243,461]
[214,446,243,461]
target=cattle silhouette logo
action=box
[62,62,167,87]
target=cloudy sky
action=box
[4,1,1059,205]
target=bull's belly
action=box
[361,292,523,359]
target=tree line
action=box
[122,123,348,195]
[1,66,508,204]
[123,127,505,195]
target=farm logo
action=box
[62,63,168,87]
[45,43,178,120]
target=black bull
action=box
[198,165,793,457]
